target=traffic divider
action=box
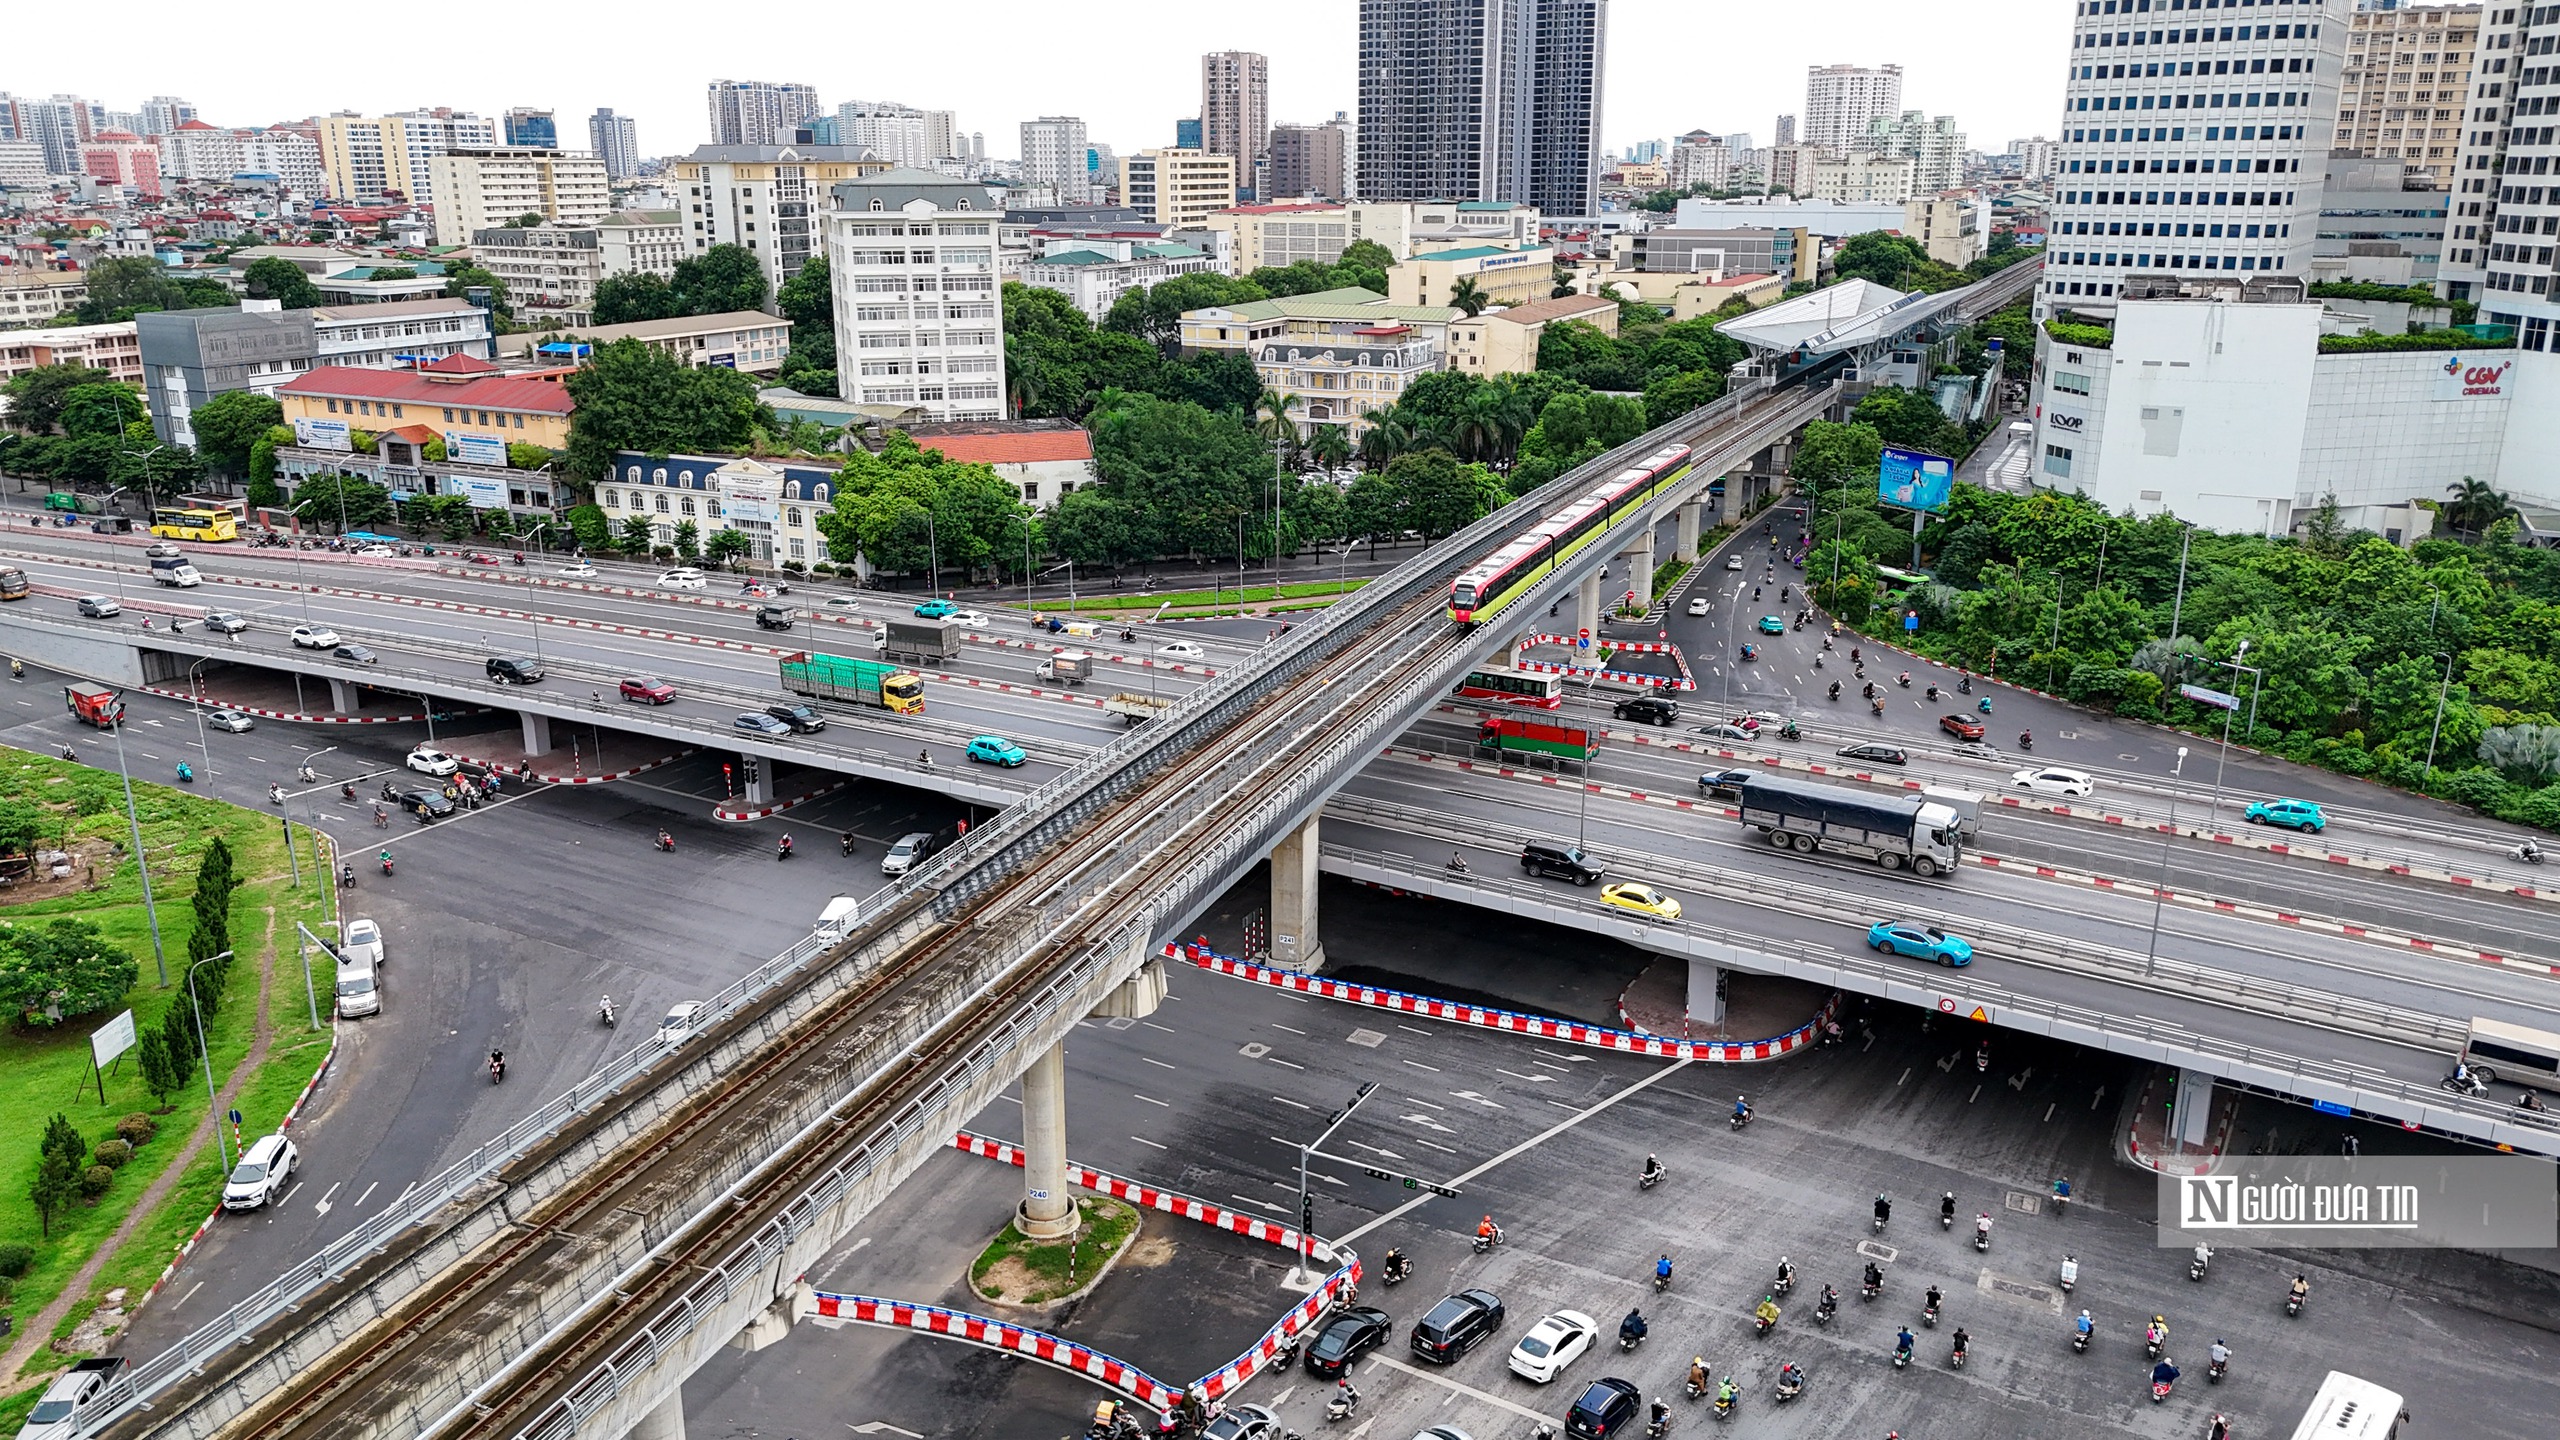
[807,1293,1182,1410]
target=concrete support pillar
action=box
[2172,1068,2216,1147]
[1685,958,1726,1028]
[1270,812,1325,974]
[741,755,772,807]
[1092,953,1167,1020]
[1619,526,1656,613]
[626,1394,686,1440]
[1574,570,1602,642]
[326,678,360,714]
[1674,500,1705,563]
[1017,1040,1079,1240]
[520,710,553,757]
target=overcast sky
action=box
[11,0,2068,165]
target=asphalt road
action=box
[677,939,2560,1440]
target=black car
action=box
[765,702,827,734]
[1410,1288,1504,1363]
[380,783,453,820]
[1565,1377,1643,1438]
[1520,839,1603,886]
[1304,1305,1392,1378]
[486,654,544,685]
[1835,742,1909,766]
[1698,769,1754,801]
[1612,695,1680,726]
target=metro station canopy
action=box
[1714,277,1969,362]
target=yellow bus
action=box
[149,508,239,543]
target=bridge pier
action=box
[1017,1040,1080,1240]
[1574,570,1601,642]
[1619,525,1655,614]
[2173,1068,2216,1147]
[625,1394,686,1440]
[326,677,362,714]
[521,710,554,757]
[1685,958,1727,1026]
[1269,812,1325,973]
[1674,499,1705,563]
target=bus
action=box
[2288,1371,2404,1440]
[2459,1015,2560,1094]
[1452,664,1565,709]
[150,508,239,543]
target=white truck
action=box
[1036,650,1093,686]
[1102,691,1171,724]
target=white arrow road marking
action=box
[313,1182,340,1216]
[1494,1068,1554,1084]
[1451,1090,1508,1109]
[1402,1113,1457,1134]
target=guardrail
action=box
[1315,819,2560,1152]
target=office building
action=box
[1667,131,1731,190]
[2314,156,2449,283]
[1202,51,1272,196]
[588,109,641,179]
[0,140,45,188]
[80,130,162,199]
[676,143,889,294]
[1204,202,1356,270]
[1177,117,1204,150]
[2338,1,2478,187]
[1270,123,1350,199]
[8,95,92,173]
[1021,116,1092,201]
[317,109,499,203]
[2437,0,2560,473]
[1864,110,1967,192]
[138,97,195,137]
[241,129,325,199]
[837,101,955,166]
[0,323,144,386]
[472,212,684,326]
[497,311,790,374]
[1384,241,1556,309]
[429,147,612,246]
[1021,239,1215,320]
[1121,148,1238,229]
[1806,152,1913,204]
[1802,64,1904,150]
[2008,136,2061,183]
[706,79,822,146]
[1446,291,1619,375]
[137,302,318,448]
[2040,2,2349,314]
[0,270,96,328]
[504,108,558,149]
[1355,0,1610,215]
[157,120,242,182]
[824,168,1004,423]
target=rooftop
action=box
[902,419,1094,465]
[1190,286,1463,326]
[277,365,575,414]
[1409,244,1546,262]
[1215,202,1346,216]
[310,296,483,323]
[503,310,789,346]
[1479,294,1618,326]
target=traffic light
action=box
[742,757,760,786]
[1300,1194,1316,1233]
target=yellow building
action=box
[1446,294,1620,377]
[1669,274,1787,320]
[1119,148,1237,230]
[1178,286,1459,354]
[1383,244,1555,311]
[274,354,575,451]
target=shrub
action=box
[0,1241,34,1277]
[115,1113,156,1147]
[2437,767,2515,814]
[780,560,806,574]
[93,1138,132,1168]
[79,1164,113,1199]
[2318,327,2512,354]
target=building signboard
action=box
[445,431,508,467]
[2434,355,2510,402]
[447,474,510,509]
[292,417,352,451]
[718,472,781,525]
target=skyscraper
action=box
[1021,116,1091,201]
[1356,0,1608,214]
[2335,1,2478,190]
[503,108,558,149]
[138,97,196,137]
[2440,3,2559,332]
[1201,51,1271,197]
[589,109,641,178]
[706,79,822,146]
[1775,114,1797,146]
[1802,64,1904,150]
[2042,0,2348,314]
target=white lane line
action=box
[278,1182,301,1207]
[1267,1057,1305,1070]
[170,1280,205,1309]
[1273,1095,1314,1110]
[1365,1354,1555,1424]
[1270,1023,1308,1035]
[1412,1138,1460,1155]
[1230,1194,1286,1213]
[353,1181,378,1208]
[1401,1059,1441,1072]
[1142,1021,1177,1034]
[1142,1057,1177,1070]
[1397,1024,1433,1036]
[1131,1136,1169,1150]
[999,1093,1023,1105]
[1133,1093,1171,1107]
[1405,1097,1446,1110]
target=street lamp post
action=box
[2143,747,2189,977]
[186,949,236,1175]
[2203,641,2259,836]
[2044,571,2064,690]
[2422,650,2457,788]
[105,708,168,984]
[921,509,940,598]
[187,657,217,773]
[1576,668,1602,850]
[1721,575,1746,709]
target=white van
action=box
[336,959,380,1018]
[815,895,861,943]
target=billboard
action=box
[1877,445,1955,514]
[718,473,780,525]
[447,474,510,510]
[2435,354,2511,402]
[445,430,508,467]
[291,417,352,452]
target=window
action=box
[2043,443,2075,479]
[654,494,669,512]
[2053,370,2093,396]
[679,497,696,516]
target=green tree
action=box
[1642,368,1722,429]
[703,528,752,567]
[242,257,322,309]
[442,265,512,322]
[1102,272,1268,352]
[1084,389,1269,557]
[1383,448,1497,544]
[3,364,122,436]
[774,253,837,395]
[671,519,701,560]
[1047,487,1144,568]
[0,918,138,1025]
[1789,419,1884,485]
[1851,386,1964,457]
[187,391,284,476]
[1830,232,1930,288]
[511,213,546,228]
[54,382,144,442]
[671,244,771,316]
[288,473,395,532]
[566,502,611,553]
[137,1027,180,1110]
[73,256,186,322]
[0,798,44,857]
[591,272,684,326]
[366,266,418,283]
[30,1135,80,1237]
[1448,277,1489,317]
[814,432,1034,580]
[617,513,658,556]
[1305,422,1353,475]
[561,339,771,482]
[2443,476,2511,539]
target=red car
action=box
[1939,713,1986,741]
[619,675,677,704]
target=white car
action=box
[206,709,255,733]
[289,624,340,649]
[353,544,397,558]
[658,1000,706,1044]
[1156,640,1206,660]
[221,1133,298,1211]
[341,917,385,967]
[1685,597,1710,616]
[557,561,598,578]
[950,609,992,629]
[1507,1308,1597,1383]
[656,568,708,591]
[2012,765,2096,798]
[405,747,460,777]
[1724,555,1745,571]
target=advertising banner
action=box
[444,430,509,467]
[718,473,781,525]
[1877,445,1955,514]
[2435,354,2511,402]
[291,418,352,452]
[447,474,510,509]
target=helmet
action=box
[1779,1255,1790,1267]
[2154,1315,2166,1326]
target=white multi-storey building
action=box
[676,143,887,295]
[428,147,612,246]
[316,109,498,203]
[240,129,325,200]
[2009,135,2063,182]
[1802,64,1905,149]
[825,169,1005,423]
[157,121,243,182]
[2039,0,2350,315]
[1021,116,1092,202]
[2338,1,2479,189]
[1864,110,1969,191]
[138,97,195,137]
[707,80,822,146]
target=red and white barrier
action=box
[807,1294,1184,1409]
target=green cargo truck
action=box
[1476,715,1598,762]
[778,651,925,715]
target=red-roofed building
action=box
[902,420,1098,507]
[270,363,576,515]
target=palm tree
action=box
[1358,415,1412,469]
[1004,339,1042,419]
[2443,475,2510,539]
[1448,277,1489,317]
[1452,388,1505,464]
[1487,381,1536,467]
[1307,423,1352,475]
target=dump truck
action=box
[882,617,958,663]
[64,683,124,728]
[1475,715,1598,763]
[1103,692,1172,724]
[777,651,925,715]
[752,604,796,631]
[1036,650,1093,686]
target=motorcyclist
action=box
[1620,1308,1648,1343]
[1383,1246,1409,1281]
[2148,1315,2170,1349]
[2209,1415,2232,1440]
[841,830,858,855]
[2192,1241,2213,1274]
[1687,1357,1708,1394]
[1753,1294,1780,1330]
[1873,1193,1891,1227]
[1923,1284,1943,1317]
[2052,1175,2073,1206]
[1654,1397,1676,1429]
[2152,1357,2181,1390]
[1656,1254,1675,1285]
[1773,1257,1793,1292]
[1958,674,1972,694]
[2020,729,2033,750]
[2075,1309,2094,1340]
[1951,1326,1971,1360]
[1478,1215,1502,1246]
[1733,1094,1751,1124]
[1713,1376,1736,1407]
[2209,1338,2231,1371]
[1894,1326,1915,1358]
[268,782,285,804]
[656,829,674,851]
[1940,1191,1957,1225]
[489,1048,505,1080]
[1897,670,1910,687]
[1816,1284,1838,1315]
[778,832,794,856]
[1828,680,1842,701]
[1862,1261,1884,1293]
[1976,1212,1994,1244]
[2289,1274,2310,1305]
[2059,1254,2079,1288]
[1446,852,1470,873]
[1776,1361,1803,1393]
[1641,1153,1663,1184]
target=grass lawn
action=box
[1032,578,1371,614]
[967,1196,1141,1306]
[0,751,337,1400]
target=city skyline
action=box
[4,0,2064,180]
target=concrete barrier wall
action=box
[0,612,145,686]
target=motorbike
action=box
[1951,1343,1968,1371]
[600,996,618,1027]
[1753,1311,1775,1338]
[342,782,357,800]
[1472,1226,1503,1254]
[1975,1219,1992,1253]
[2059,1257,2078,1293]
[489,1055,506,1084]
[380,853,395,877]
[2152,1378,2176,1404]
[1976,1043,1991,1074]
[1958,675,1973,694]
[1685,1373,1707,1402]
[2442,1066,2494,1097]
[1860,1278,1880,1303]
[339,864,355,889]
[1446,855,1470,874]
[1778,722,1800,742]
[1324,1389,1357,1423]
[2072,1324,2091,1355]
[297,765,319,783]
[841,833,858,856]
[1814,1296,1836,1327]
[1774,1370,1803,1403]
[2190,1247,2211,1282]
[1654,1267,1673,1294]
[1640,1166,1664,1191]
[1652,1413,1675,1438]
[1897,672,1911,688]
[2285,1287,2306,1318]
[2019,731,2034,752]
[1892,1340,1913,1370]
[2145,1326,2166,1361]
[1618,1328,1645,1353]
[175,761,194,783]
[1827,682,1841,702]
[2511,841,2545,865]
[268,784,286,805]
[2208,1355,2227,1384]
[1381,1254,1412,1286]
[1926,684,1940,700]
[1729,1107,1751,1131]
[510,552,526,566]
[1772,1271,1794,1298]
[777,839,795,861]
[1711,1390,1733,1423]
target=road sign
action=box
[1905,613,1920,632]
[2180,683,2241,711]
[90,1009,136,1069]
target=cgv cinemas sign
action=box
[2435,355,2511,402]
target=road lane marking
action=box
[1142,1021,1177,1034]
[1273,1096,1314,1110]
[1271,1022,1308,1035]
[1134,1093,1170,1107]
[1267,1056,1305,1069]
[1364,1354,1555,1424]
[1401,1059,1441,1072]
[1142,1057,1177,1070]
[313,1181,340,1216]
[1131,1136,1168,1150]
[353,1181,377,1207]
[1494,1068,1554,1084]
[1397,1024,1433,1036]
[170,1280,205,1309]
[1404,1097,1445,1110]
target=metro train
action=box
[1447,444,1696,625]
